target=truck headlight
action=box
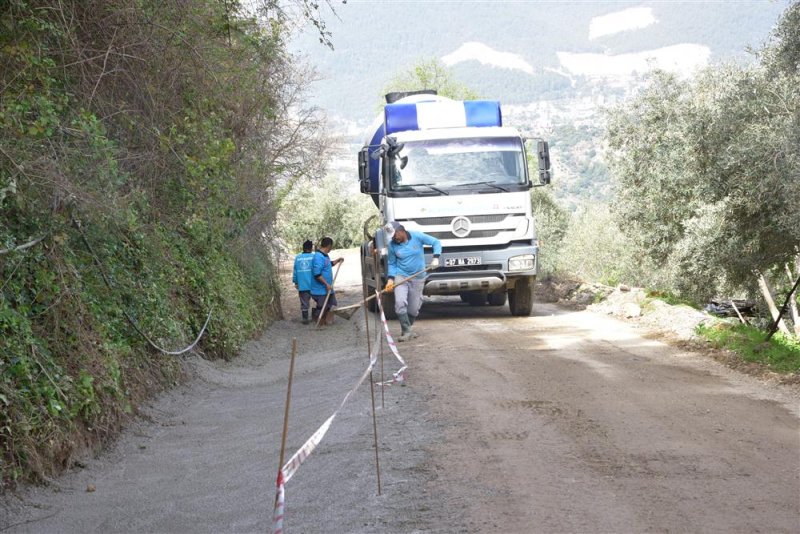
[509,254,535,271]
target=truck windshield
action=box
[389,137,527,192]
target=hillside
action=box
[292,0,792,121]
[292,1,793,206]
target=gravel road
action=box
[2,249,798,533]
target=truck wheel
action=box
[508,277,534,316]
[487,290,507,306]
[366,290,378,313]
[380,291,397,320]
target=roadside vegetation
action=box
[697,324,800,374]
[606,3,799,365]
[538,3,800,371]
[277,175,377,253]
[0,0,330,487]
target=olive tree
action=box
[381,58,480,101]
[606,3,800,301]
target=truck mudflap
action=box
[423,270,506,295]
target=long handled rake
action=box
[333,266,433,320]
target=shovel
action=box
[333,266,433,320]
[315,261,342,328]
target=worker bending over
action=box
[383,221,442,341]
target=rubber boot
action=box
[407,314,419,337]
[397,313,417,342]
[301,311,309,325]
[397,313,412,342]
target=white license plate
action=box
[445,257,482,267]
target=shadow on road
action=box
[418,295,573,320]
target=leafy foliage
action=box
[530,188,569,275]
[381,58,480,105]
[550,203,640,286]
[0,0,325,486]
[277,176,378,252]
[697,323,800,373]
[764,1,800,75]
[605,5,800,301]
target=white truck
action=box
[358,91,552,317]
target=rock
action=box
[621,302,641,318]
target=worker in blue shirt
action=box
[382,221,441,341]
[292,240,315,324]
[310,236,344,325]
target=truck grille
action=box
[413,213,523,225]
[429,229,500,240]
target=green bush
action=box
[552,203,641,286]
[277,176,378,252]
[530,188,570,276]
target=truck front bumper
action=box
[422,242,538,296]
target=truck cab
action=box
[359,93,552,317]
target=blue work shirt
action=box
[292,252,315,291]
[387,230,442,280]
[310,250,334,296]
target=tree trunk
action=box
[788,261,800,336]
[757,273,791,336]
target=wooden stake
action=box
[373,249,386,409]
[278,339,297,475]
[362,254,373,360]
[730,300,747,325]
[766,272,800,340]
[785,263,800,335]
[368,362,382,496]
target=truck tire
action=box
[487,290,507,306]
[380,291,397,320]
[508,277,534,316]
[365,285,378,313]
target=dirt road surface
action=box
[2,249,799,533]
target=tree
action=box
[530,187,570,276]
[381,58,480,101]
[276,176,377,252]
[605,2,800,301]
[763,1,800,76]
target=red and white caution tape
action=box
[271,319,387,533]
[270,290,413,532]
[376,290,408,386]
[272,471,285,534]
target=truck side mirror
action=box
[358,148,371,193]
[537,140,552,185]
